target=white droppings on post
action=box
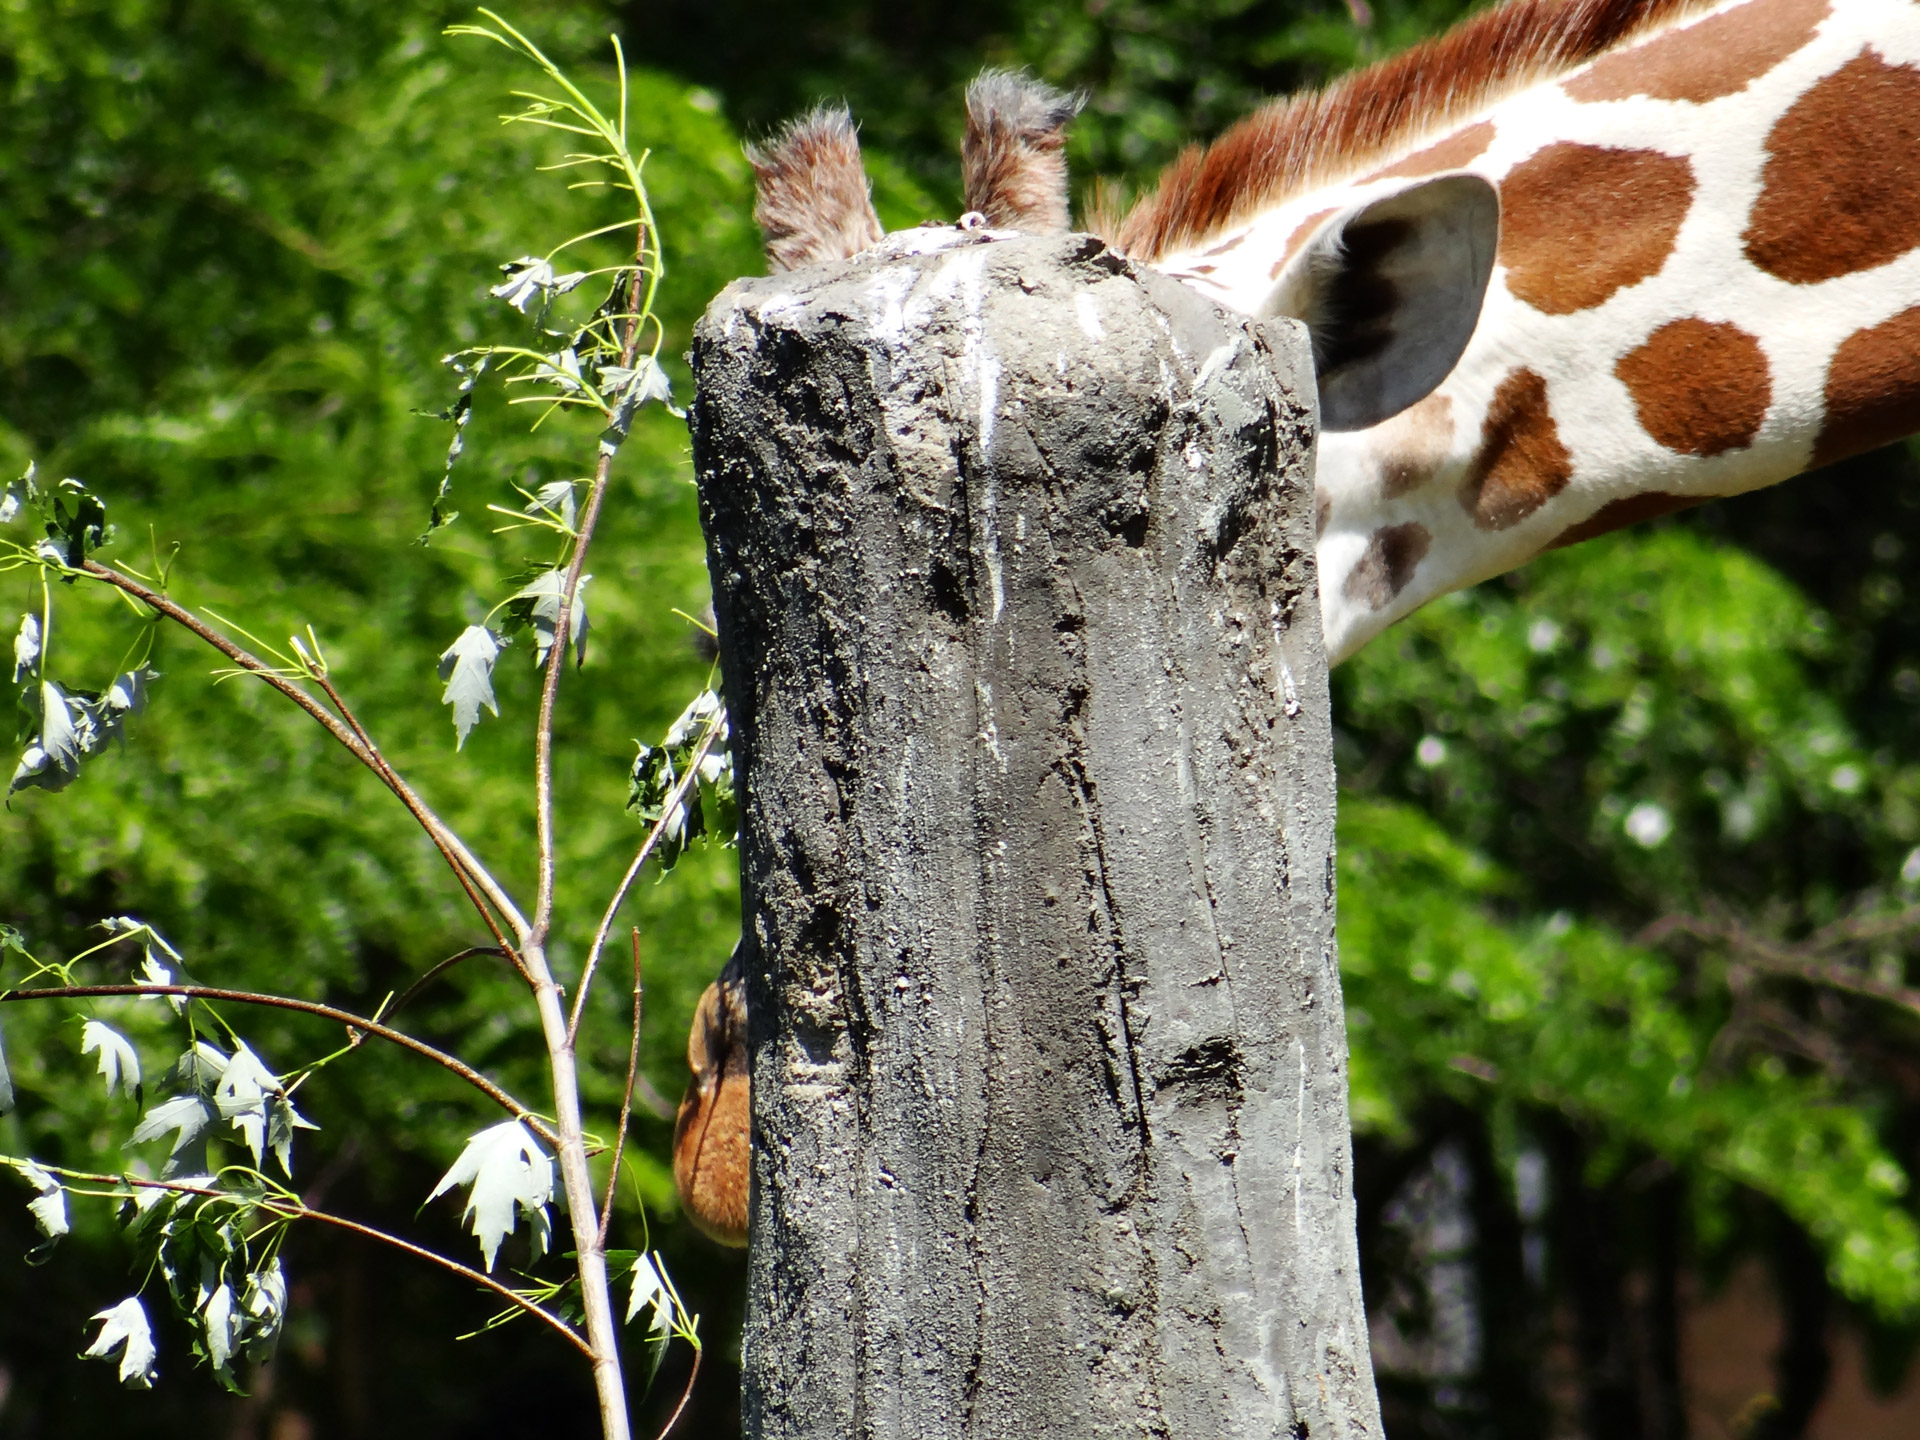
[1192,341,1237,393]
[1294,1036,1308,1236]
[866,266,919,348]
[1074,290,1105,342]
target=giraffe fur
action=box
[1145,0,1920,661]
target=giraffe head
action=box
[740,69,1500,515]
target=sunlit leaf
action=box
[82,1297,157,1389]
[437,624,504,747]
[10,614,38,684]
[428,1120,553,1272]
[504,569,590,669]
[9,1159,69,1249]
[490,255,588,314]
[80,1020,142,1099]
[130,1094,217,1174]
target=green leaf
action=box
[9,680,83,796]
[490,255,588,315]
[419,353,491,541]
[199,1282,241,1390]
[45,478,112,566]
[501,569,590,669]
[437,624,505,747]
[130,1094,218,1175]
[9,1159,70,1258]
[522,480,579,532]
[624,1251,674,1389]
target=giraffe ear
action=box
[1262,173,1499,433]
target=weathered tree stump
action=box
[691,229,1380,1439]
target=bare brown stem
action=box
[0,984,557,1150]
[598,928,645,1247]
[295,1205,591,1356]
[384,945,511,1022]
[653,1344,702,1440]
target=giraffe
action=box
[673,0,1920,1244]
[1130,0,1920,664]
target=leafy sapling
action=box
[0,14,728,1435]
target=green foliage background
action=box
[3,0,1919,1434]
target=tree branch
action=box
[78,558,530,952]
[652,1344,702,1440]
[0,984,557,1150]
[384,946,511,1022]
[293,1203,592,1357]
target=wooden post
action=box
[692,229,1380,1439]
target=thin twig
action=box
[1645,908,1920,1027]
[78,559,530,952]
[311,670,525,974]
[570,719,721,1043]
[599,929,645,1247]
[385,946,511,1022]
[652,1344,702,1440]
[0,984,557,1150]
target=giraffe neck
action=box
[1150,0,1920,664]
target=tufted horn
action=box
[961,70,1084,232]
[747,104,886,274]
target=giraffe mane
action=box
[1114,0,1725,260]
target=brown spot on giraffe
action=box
[1548,491,1706,549]
[1462,368,1574,529]
[1365,121,1498,181]
[1564,0,1830,104]
[1344,522,1434,610]
[1745,50,1920,284]
[1377,392,1457,497]
[1811,305,1920,467]
[1271,207,1340,279]
[1500,144,1695,314]
[1616,318,1772,456]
